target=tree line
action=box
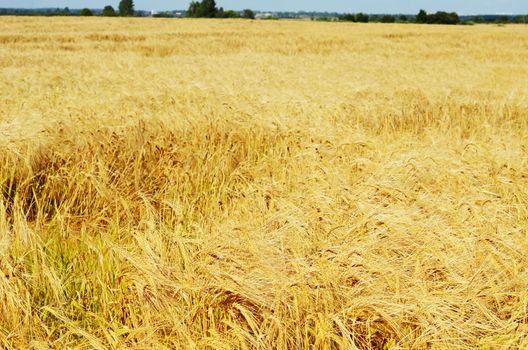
[0,1,527,24]
[84,0,134,17]
[187,0,254,19]
[2,0,255,19]
[415,10,460,25]
[338,10,528,25]
[0,0,136,17]
[339,10,461,24]
[66,0,134,17]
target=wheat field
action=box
[1,17,528,349]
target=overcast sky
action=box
[0,0,526,14]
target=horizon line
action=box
[0,7,525,16]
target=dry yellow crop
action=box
[1,17,528,349]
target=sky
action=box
[0,0,526,14]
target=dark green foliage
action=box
[202,0,218,17]
[44,7,71,16]
[153,11,175,18]
[495,15,510,24]
[416,9,460,25]
[340,13,355,21]
[514,15,528,24]
[340,13,369,23]
[119,0,135,17]
[380,15,396,23]
[428,11,460,24]
[356,13,369,22]
[187,1,200,17]
[216,8,240,18]
[468,15,517,23]
[200,0,217,17]
[399,15,408,22]
[187,0,218,18]
[416,9,428,23]
[102,5,117,17]
[242,9,255,19]
[187,1,250,19]
[80,8,94,16]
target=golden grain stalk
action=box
[0,17,527,349]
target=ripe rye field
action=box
[1,17,528,349]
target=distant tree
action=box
[80,8,94,16]
[186,1,252,19]
[46,7,70,16]
[340,13,369,22]
[218,9,240,18]
[380,15,396,23]
[153,11,175,17]
[495,15,510,24]
[514,15,527,24]
[416,9,428,23]
[187,0,218,18]
[355,13,369,23]
[427,11,460,25]
[472,16,484,23]
[102,5,117,17]
[415,9,459,25]
[187,1,201,17]
[242,9,255,19]
[340,13,356,22]
[399,15,408,22]
[119,0,135,17]
[202,0,218,17]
